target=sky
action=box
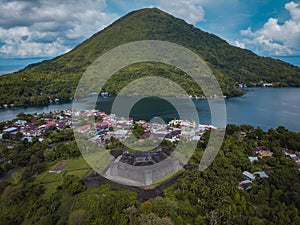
[0,0,300,60]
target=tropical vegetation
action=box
[0,8,299,106]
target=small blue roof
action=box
[96,130,103,135]
[254,171,269,178]
[248,156,258,163]
[16,119,27,123]
[243,171,255,180]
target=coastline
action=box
[2,83,300,109]
[0,87,299,132]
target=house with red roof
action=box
[46,121,57,127]
[78,124,91,133]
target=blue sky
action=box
[0,0,299,59]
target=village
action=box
[239,146,300,191]
[75,112,215,146]
[0,109,215,146]
[1,109,299,190]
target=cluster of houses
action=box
[0,108,215,147]
[239,169,274,191]
[134,119,212,142]
[238,146,275,190]
[0,111,72,142]
[238,146,274,190]
[74,111,134,143]
[239,145,300,191]
[74,111,215,146]
[280,147,300,171]
[253,146,274,159]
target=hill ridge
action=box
[0,8,299,106]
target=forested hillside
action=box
[0,8,299,106]
[0,118,300,224]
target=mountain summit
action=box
[0,8,299,106]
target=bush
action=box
[68,209,92,225]
[62,175,86,196]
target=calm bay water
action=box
[0,57,50,75]
[225,88,300,131]
[0,57,299,131]
[0,87,299,132]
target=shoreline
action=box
[0,87,299,132]
[2,85,300,109]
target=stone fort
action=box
[103,147,180,186]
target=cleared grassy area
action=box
[40,172,62,183]
[67,168,93,179]
[66,157,90,170]
[43,180,62,197]
[36,166,62,184]
[35,161,59,182]
[36,157,93,196]
[37,157,90,180]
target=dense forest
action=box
[0,8,300,106]
[0,120,300,224]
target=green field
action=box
[36,157,93,196]
[67,168,93,179]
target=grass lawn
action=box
[36,164,62,183]
[35,161,59,182]
[40,172,62,183]
[67,168,93,179]
[66,157,90,170]
[36,157,95,197]
[43,180,62,197]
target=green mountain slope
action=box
[0,8,300,106]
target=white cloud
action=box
[234,40,245,49]
[0,26,70,57]
[0,0,118,57]
[0,0,208,57]
[158,0,205,24]
[239,1,300,56]
[286,1,300,20]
